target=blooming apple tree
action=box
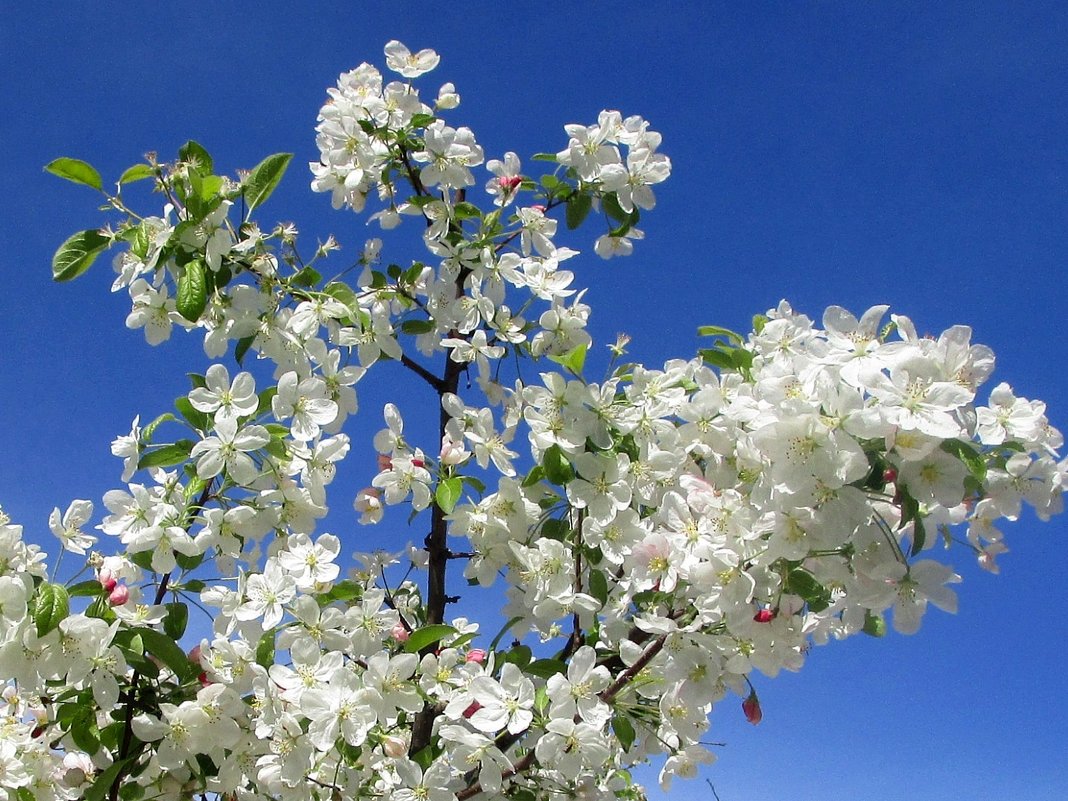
[3,41,1064,801]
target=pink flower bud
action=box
[742,691,762,725]
[377,453,393,471]
[497,176,522,192]
[98,568,117,593]
[465,648,487,664]
[463,701,482,719]
[108,583,129,606]
[753,608,775,623]
[391,622,410,642]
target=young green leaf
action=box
[403,624,458,654]
[136,627,197,683]
[524,658,567,679]
[33,582,70,637]
[44,157,103,191]
[244,153,293,212]
[566,191,593,229]
[163,602,189,640]
[542,444,575,486]
[435,476,463,514]
[52,229,109,282]
[119,164,156,185]
[176,259,208,322]
[178,140,214,174]
[137,440,194,469]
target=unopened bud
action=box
[465,648,487,664]
[108,583,129,606]
[391,622,410,642]
[98,568,117,593]
[463,701,482,719]
[753,608,775,623]
[382,735,408,758]
[742,691,762,725]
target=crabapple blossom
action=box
[17,39,1066,801]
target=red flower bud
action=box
[463,701,482,719]
[742,691,762,725]
[98,568,117,593]
[108,583,129,606]
[753,608,775,623]
[883,467,898,484]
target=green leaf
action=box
[541,518,570,541]
[67,580,104,597]
[244,152,293,212]
[234,334,257,365]
[542,444,575,486]
[897,486,927,555]
[940,439,988,484]
[136,626,197,683]
[565,192,593,230]
[521,464,545,488]
[45,157,103,190]
[862,610,887,637]
[178,140,213,174]
[697,324,745,344]
[137,440,194,469]
[409,113,436,129]
[404,624,458,654]
[524,658,567,679]
[587,568,609,606]
[255,629,275,669]
[461,474,486,494]
[291,266,321,287]
[141,412,176,444]
[531,153,559,162]
[453,202,483,220]
[52,228,109,282]
[316,579,364,607]
[488,615,524,651]
[176,260,208,322]
[547,343,587,376]
[84,758,133,801]
[784,568,832,613]
[163,602,189,640]
[699,348,734,371]
[174,396,211,433]
[33,582,69,637]
[70,706,101,755]
[499,644,532,668]
[435,477,463,514]
[401,319,436,335]
[613,713,636,751]
[602,192,630,224]
[119,164,156,184]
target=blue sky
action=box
[2,3,1066,799]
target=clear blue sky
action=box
[2,3,1066,800]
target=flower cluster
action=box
[11,40,1064,801]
